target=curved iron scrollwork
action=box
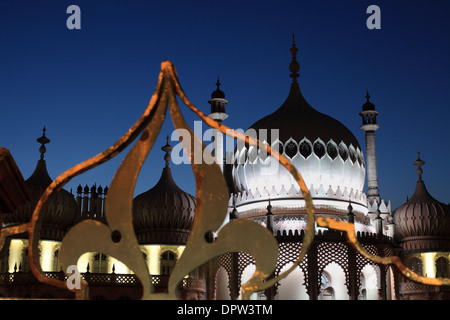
[316,218,450,287]
[20,61,314,300]
[1,61,448,300]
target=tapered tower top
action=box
[289,34,300,81]
[208,76,229,122]
[360,91,380,132]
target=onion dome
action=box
[393,153,450,252]
[211,77,225,99]
[3,128,77,240]
[231,36,366,216]
[249,42,360,148]
[208,76,229,122]
[132,137,196,245]
[362,90,376,111]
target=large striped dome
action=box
[230,41,366,219]
[132,139,196,245]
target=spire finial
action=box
[289,34,300,81]
[347,199,354,214]
[216,75,221,89]
[347,200,355,223]
[36,126,50,160]
[230,197,238,220]
[161,136,173,168]
[266,199,273,216]
[413,151,425,181]
[361,90,376,112]
[210,76,225,99]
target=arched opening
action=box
[215,267,230,300]
[319,271,335,300]
[321,262,348,300]
[239,264,258,300]
[436,257,449,278]
[160,250,177,275]
[93,253,107,273]
[277,262,308,300]
[360,264,380,300]
[408,257,423,276]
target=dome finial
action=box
[216,75,221,89]
[413,151,425,181]
[266,198,273,216]
[346,200,355,223]
[362,90,376,111]
[161,136,173,168]
[211,75,225,99]
[230,198,238,220]
[36,126,50,160]
[347,199,354,214]
[289,33,300,81]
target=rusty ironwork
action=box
[0,60,447,300]
[316,217,450,287]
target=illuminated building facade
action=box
[393,155,450,299]
[0,133,205,300]
[0,40,449,300]
[213,39,395,300]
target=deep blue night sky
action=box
[1,0,449,210]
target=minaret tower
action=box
[208,77,229,172]
[360,91,381,206]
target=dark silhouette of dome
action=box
[393,154,450,252]
[3,128,77,240]
[362,91,376,111]
[211,77,225,99]
[228,37,366,208]
[132,138,196,245]
[248,37,360,149]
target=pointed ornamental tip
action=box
[362,90,375,111]
[266,199,273,216]
[161,136,173,168]
[289,33,300,81]
[211,75,225,99]
[230,200,238,220]
[346,200,355,223]
[347,200,354,215]
[216,76,221,89]
[36,126,50,160]
[413,151,425,181]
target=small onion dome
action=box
[3,128,77,240]
[132,137,196,245]
[211,77,225,99]
[393,153,450,252]
[362,90,376,111]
